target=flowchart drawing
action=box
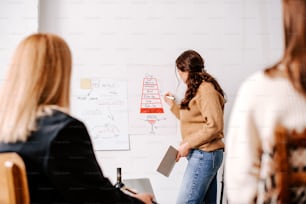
[139,74,166,134]
[140,76,164,114]
[71,78,129,151]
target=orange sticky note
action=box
[80,78,92,89]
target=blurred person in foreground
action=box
[225,0,306,203]
[0,33,153,204]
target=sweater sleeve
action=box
[170,103,180,119]
[45,119,144,204]
[182,86,224,148]
[225,78,262,204]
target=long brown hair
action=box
[0,33,72,143]
[265,0,306,97]
[176,50,225,110]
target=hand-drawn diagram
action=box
[71,78,129,150]
[140,76,164,114]
[139,74,166,134]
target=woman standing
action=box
[0,33,153,204]
[164,50,226,204]
[225,0,306,203]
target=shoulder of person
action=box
[238,70,273,94]
[243,70,267,84]
[38,107,85,131]
[199,81,215,90]
[198,81,218,95]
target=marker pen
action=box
[166,96,175,100]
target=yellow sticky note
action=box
[80,78,92,89]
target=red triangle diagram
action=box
[140,76,164,114]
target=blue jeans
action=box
[176,149,223,204]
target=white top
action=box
[225,71,306,203]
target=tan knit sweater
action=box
[170,81,225,152]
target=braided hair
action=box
[176,50,225,110]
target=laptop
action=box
[123,178,157,202]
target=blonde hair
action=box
[0,33,72,143]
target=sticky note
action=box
[80,78,92,89]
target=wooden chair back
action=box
[0,152,30,204]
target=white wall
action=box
[0,0,38,84]
[0,0,284,203]
[37,0,283,203]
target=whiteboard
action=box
[71,78,129,150]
